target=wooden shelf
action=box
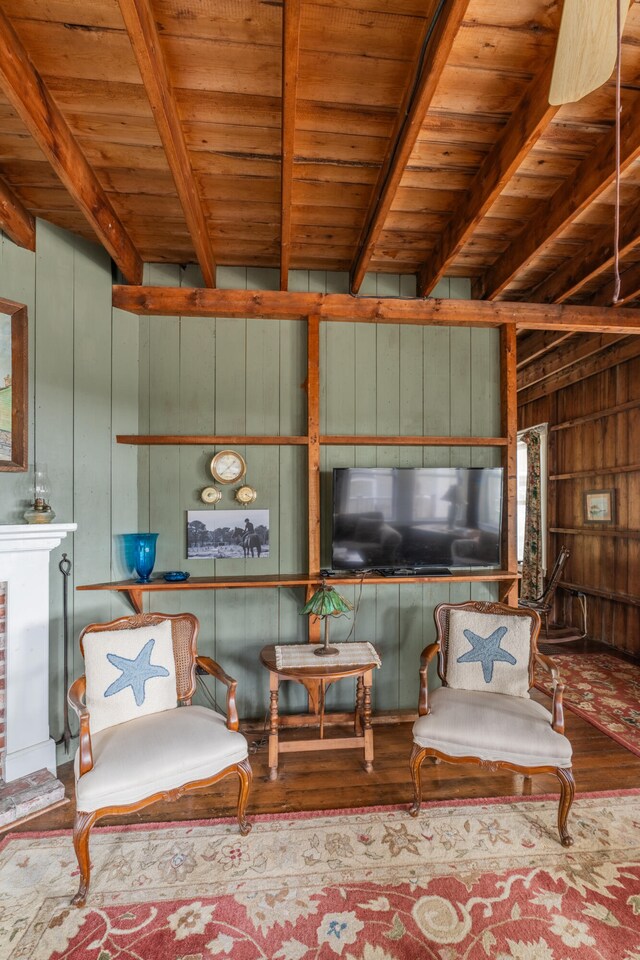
[550,526,640,540]
[117,434,308,445]
[560,580,640,609]
[117,434,506,447]
[78,570,520,614]
[104,315,520,625]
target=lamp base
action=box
[314,644,339,656]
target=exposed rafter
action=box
[0,8,142,284]
[118,0,216,287]
[476,90,640,301]
[517,332,625,391]
[349,0,471,294]
[418,58,559,297]
[279,0,302,292]
[516,331,574,369]
[112,284,640,333]
[528,190,640,305]
[590,262,640,308]
[518,336,640,405]
[0,174,35,251]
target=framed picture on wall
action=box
[584,489,615,524]
[187,509,270,560]
[0,299,28,472]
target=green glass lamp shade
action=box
[300,583,353,618]
[301,583,353,656]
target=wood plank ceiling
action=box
[0,0,639,344]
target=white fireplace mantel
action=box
[0,522,76,782]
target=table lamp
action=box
[301,581,353,656]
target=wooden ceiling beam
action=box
[112,284,640,332]
[518,336,640,405]
[349,0,471,294]
[517,332,625,391]
[279,0,301,292]
[589,262,640,308]
[0,173,35,251]
[516,330,574,368]
[527,187,640,305]
[476,90,640,301]
[418,58,559,297]
[0,8,142,284]
[118,0,216,287]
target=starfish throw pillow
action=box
[445,609,532,698]
[84,620,178,733]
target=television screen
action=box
[331,466,503,572]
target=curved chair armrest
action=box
[417,643,440,717]
[196,655,240,731]
[67,676,94,776]
[535,653,566,733]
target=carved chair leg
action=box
[72,810,98,907]
[236,758,253,836]
[409,743,426,817]
[556,766,575,847]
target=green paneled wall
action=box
[0,222,501,752]
[138,265,501,717]
[0,221,139,763]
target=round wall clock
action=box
[200,485,222,504]
[210,449,247,484]
[235,484,257,505]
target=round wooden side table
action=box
[259,643,380,780]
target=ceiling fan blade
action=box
[549,0,630,106]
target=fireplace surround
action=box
[0,523,76,828]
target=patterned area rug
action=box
[535,653,640,757]
[2,793,640,959]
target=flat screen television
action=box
[331,466,503,573]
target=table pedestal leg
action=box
[268,673,279,780]
[363,670,374,773]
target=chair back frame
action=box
[78,612,199,702]
[533,545,571,611]
[433,600,541,690]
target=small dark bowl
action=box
[163,571,191,582]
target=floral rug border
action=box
[3,786,640,851]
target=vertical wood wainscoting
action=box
[519,353,640,656]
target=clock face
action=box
[235,484,257,504]
[210,450,246,484]
[200,485,221,504]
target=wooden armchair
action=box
[68,612,252,906]
[409,600,574,846]
[519,545,571,637]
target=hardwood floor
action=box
[9,643,640,835]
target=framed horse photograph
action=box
[186,509,270,560]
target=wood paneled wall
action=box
[519,354,640,656]
[0,220,139,763]
[138,265,501,716]
[0,223,502,735]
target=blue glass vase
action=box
[131,533,159,583]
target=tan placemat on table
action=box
[274,641,381,670]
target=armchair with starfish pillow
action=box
[67,612,252,906]
[409,600,575,846]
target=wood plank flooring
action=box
[9,644,640,835]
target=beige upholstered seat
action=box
[68,612,252,906]
[409,600,575,847]
[413,688,572,769]
[74,706,249,812]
